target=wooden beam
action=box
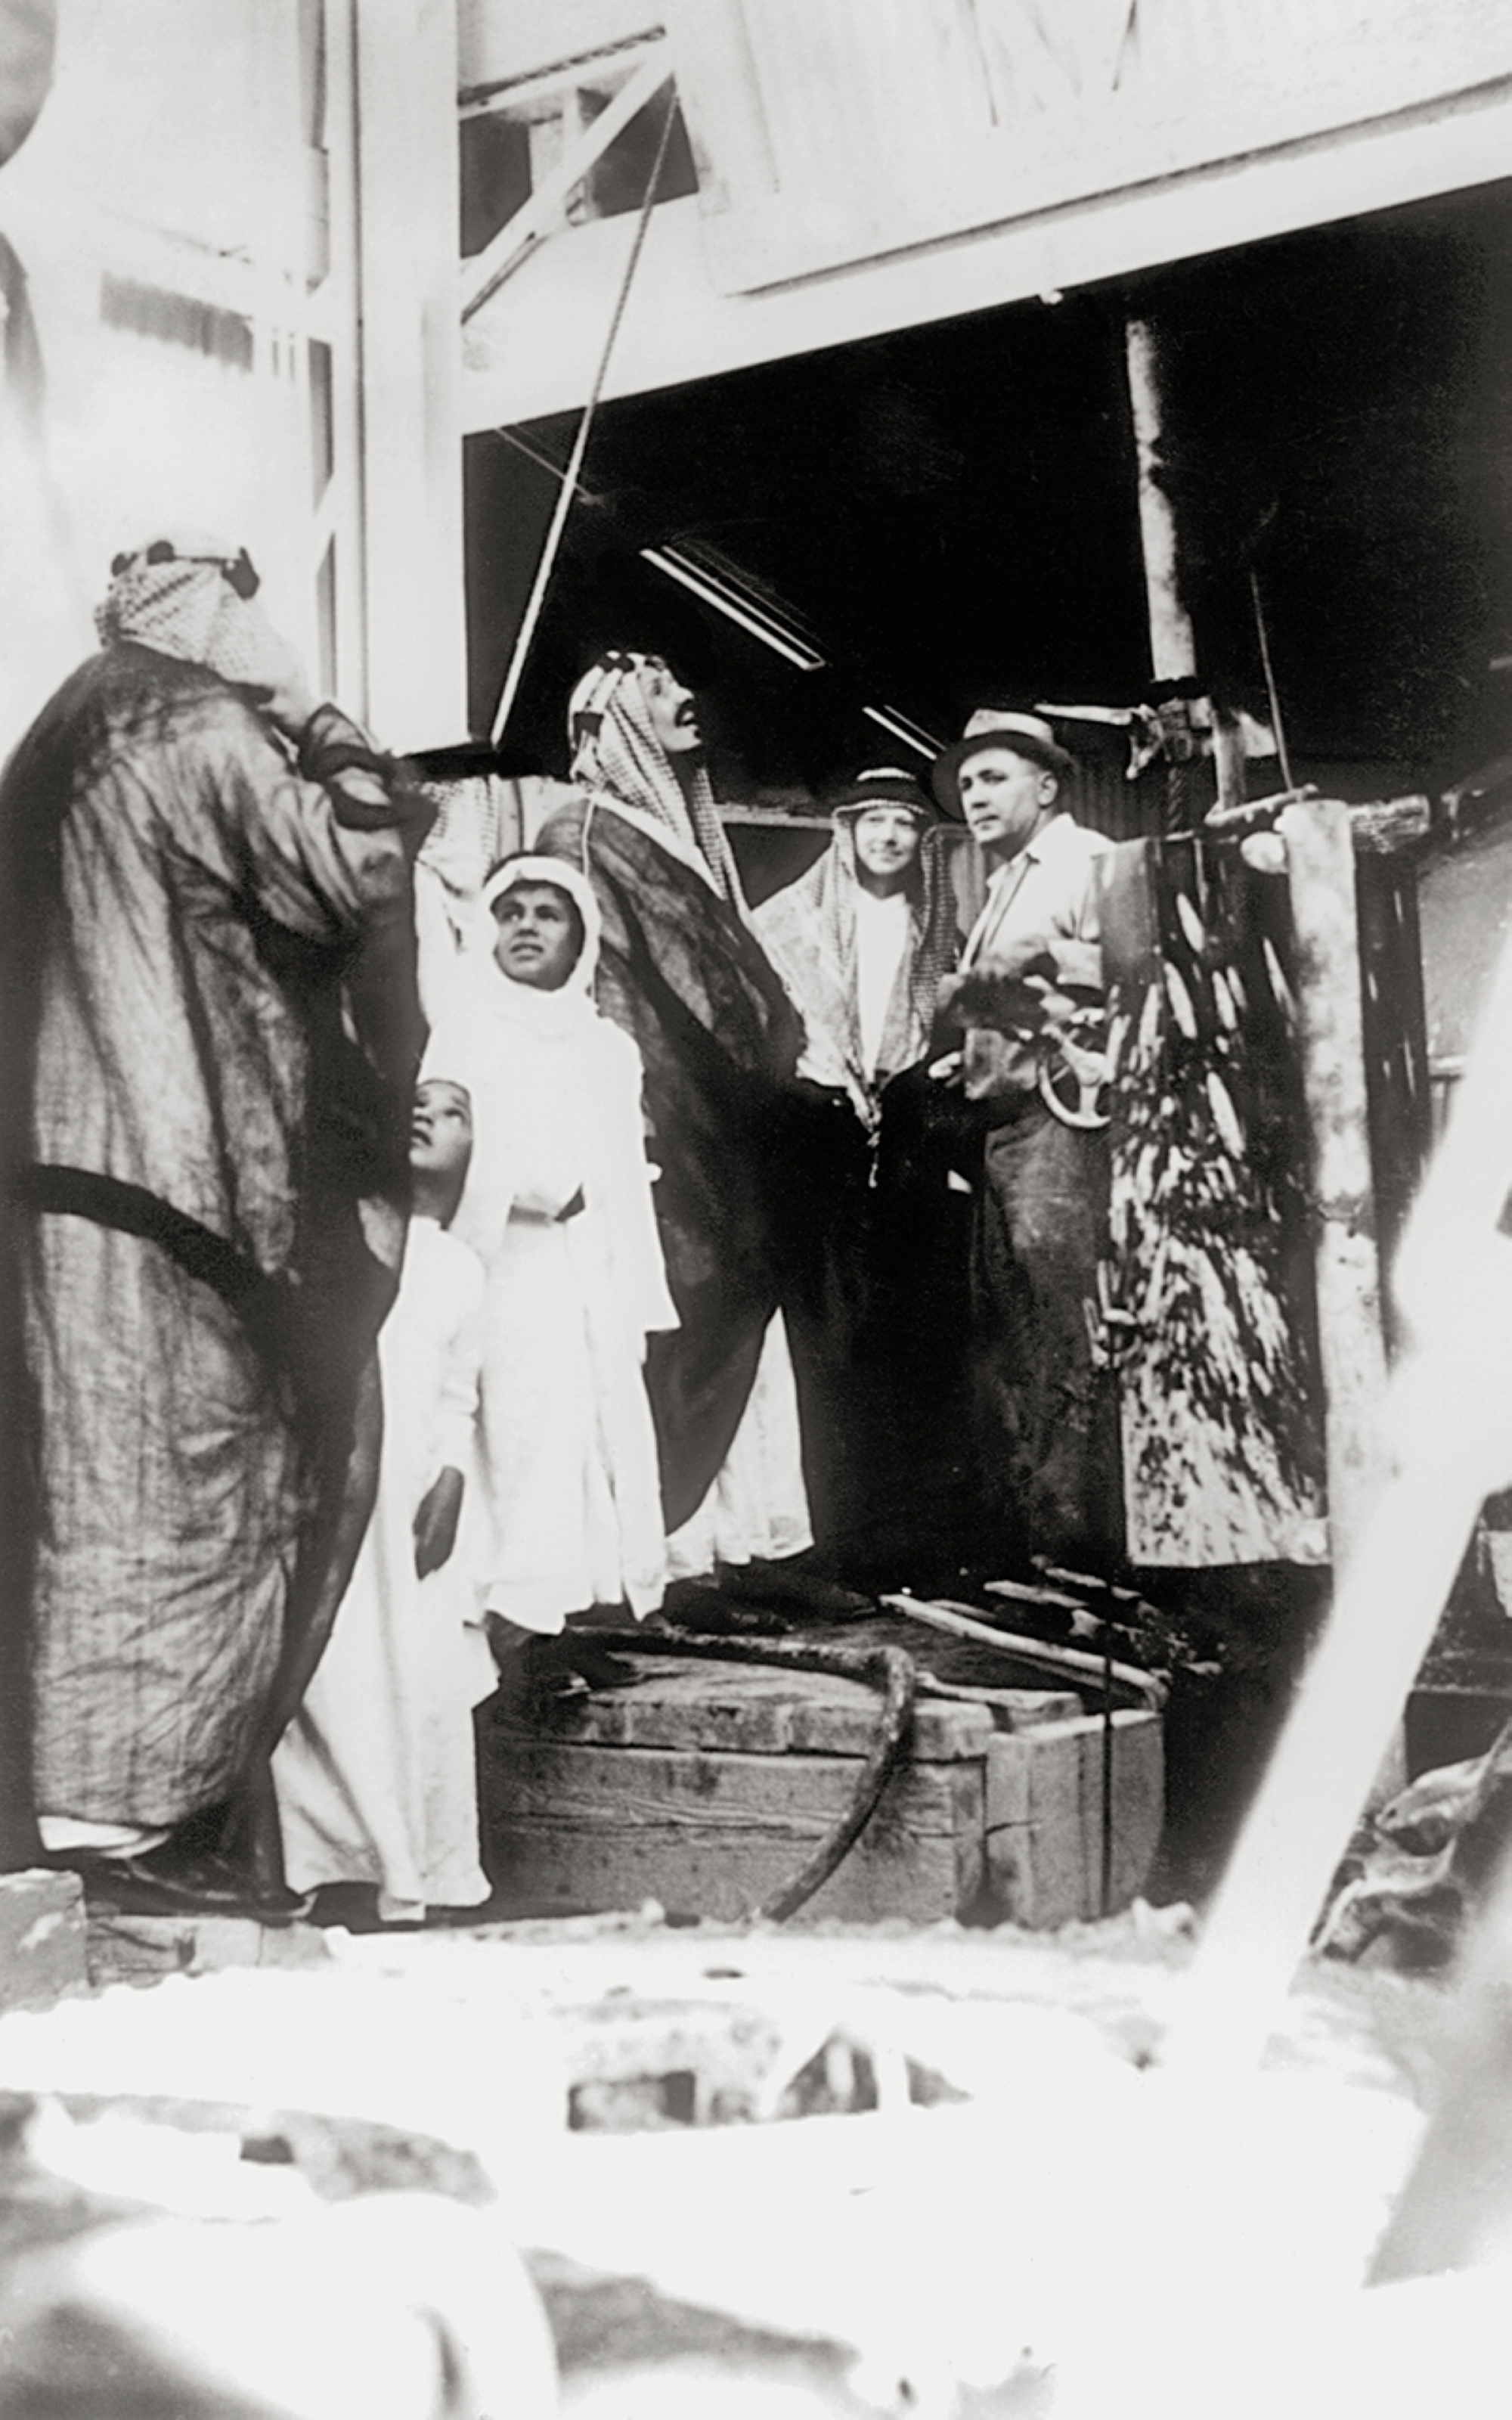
[460,50,671,321]
[355,0,467,749]
[1281,799,1391,1565]
[460,35,662,120]
[1123,316,1197,686]
[459,0,663,99]
[879,1596,1165,1712]
[1210,707,1248,817]
[1356,849,1433,1323]
[460,92,1512,429]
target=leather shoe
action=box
[79,1844,313,1925]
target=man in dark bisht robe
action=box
[0,534,429,1909]
[534,651,817,1583]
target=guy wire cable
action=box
[1249,563,1295,793]
[488,88,680,749]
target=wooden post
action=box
[1211,703,1248,817]
[1280,799,1391,1564]
[1352,837,1433,1331]
[353,0,467,749]
[1123,316,1197,686]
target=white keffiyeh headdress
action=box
[566,650,744,906]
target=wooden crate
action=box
[480,1653,1163,1928]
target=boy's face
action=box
[411,1080,473,1181]
[491,880,582,991]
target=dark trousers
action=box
[776,1084,875,1553]
[778,1072,980,1576]
[971,1100,1123,1571]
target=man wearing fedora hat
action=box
[934,706,1122,1571]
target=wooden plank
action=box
[1355,849,1433,1334]
[490,1821,975,1927]
[485,1743,973,1838]
[458,0,663,98]
[927,1684,1081,1729]
[519,1658,994,1760]
[1349,795,1433,855]
[1123,317,1198,684]
[789,1696,992,1761]
[881,1596,1163,1711]
[535,1665,797,1755]
[484,1744,986,1924]
[984,1711,1164,1925]
[1279,799,1391,1561]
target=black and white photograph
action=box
[2,2,1512,2412]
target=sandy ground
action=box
[0,1903,1464,2415]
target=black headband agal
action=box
[112,541,260,600]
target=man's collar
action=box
[1023,807,1071,858]
[986,809,1070,883]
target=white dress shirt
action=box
[854,886,911,1078]
[953,812,1111,1100]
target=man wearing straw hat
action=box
[934,706,1122,1571]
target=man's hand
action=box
[941,966,1054,1036]
[1021,972,1080,1034]
[413,1466,464,1578]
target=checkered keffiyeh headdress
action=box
[94,533,287,691]
[754,768,959,1123]
[567,650,744,906]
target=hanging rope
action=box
[488,91,680,749]
[550,1629,918,1923]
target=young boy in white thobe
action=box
[273,1079,494,1922]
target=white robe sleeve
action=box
[433,1241,485,1475]
[594,1025,678,1340]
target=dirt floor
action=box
[0,1900,1460,2418]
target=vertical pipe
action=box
[1123,316,1198,684]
